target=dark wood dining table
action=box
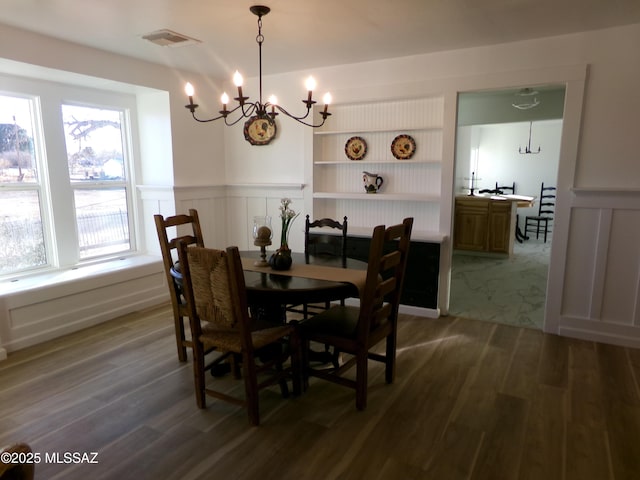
[170,250,367,369]
[241,250,365,309]
[171,250,367,322]
[239,250,367,322]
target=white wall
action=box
[455,120,562,218]
[224,23,640,346]
[1,21,640,350]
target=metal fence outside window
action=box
[77,209,129,252]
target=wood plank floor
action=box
[1,304,640,479]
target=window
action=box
[62,104,132,259]
[0,87,137,278]
[0,94,46,275]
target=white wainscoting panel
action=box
[558,189,640,347]
[0,257,165,352]
[225,184,305,252]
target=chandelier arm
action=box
[273,104,313,122]
[189,103,259,125]
[273,105,328,128]
[240,102,258,118]
[224,103,259,126]
[189,111,228,123]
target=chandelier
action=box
[184,5,332,145]
[511,87,540,110]
[519,121,541,154]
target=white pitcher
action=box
[363,171,384,193]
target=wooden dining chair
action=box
[304,215,348,265]
[495,181,515,195]
[177,243,301,425]
[525,182,556,242]
[154,209,205,362]
[287,215,349,321]
[299,217,413,410]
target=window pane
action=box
[62,105,125,181]
[63,104,132,260]
[75,188,130,258]
[0,95,38,184]
[0,94,46,276]
[0,190,46,274]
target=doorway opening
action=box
[449,85,565,329]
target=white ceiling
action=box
[2,0,640,79]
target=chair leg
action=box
[242,351,261,426]
[276,361,290,398]
[543,219,549,243]
[288,326,302,396]
[385,332,397,385]
[302,338,311,391]
[192,345,206,409]
[355,351,368,411]
[175,315,188,362]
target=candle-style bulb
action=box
[268,95,278,115]
[305,76,317,91]
[221,92,229,105]
[322,92,332,114]
[184,82,197,112]
[304,76,316,105]
[233,71,244,87]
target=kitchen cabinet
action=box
[454,196,514,254]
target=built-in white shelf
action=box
[314,159,441,165]
[306,225,448,244]
[347,226,447,243]
[310,95,446,235]
[313,192,440,202]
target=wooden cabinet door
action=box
[488,202,512,253]
[454,199,489,251]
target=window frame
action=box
[0,77,141,280]
[62,102,137,260]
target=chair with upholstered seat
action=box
[154,209,204,362]
[525,182,556,242]
[177,243,301,425]
[299,217,413,410]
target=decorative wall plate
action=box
[391,134,416,160]
[345,136,367,161]
[243,115,277,145]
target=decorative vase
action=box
[269,246,293,271]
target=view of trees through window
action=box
[0,95,45,275]
[0,95,133,276]
[62,104,131,259]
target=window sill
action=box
[0,255,163,298]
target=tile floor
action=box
[448,237,551,329]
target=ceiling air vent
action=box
[142,29,201,47]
